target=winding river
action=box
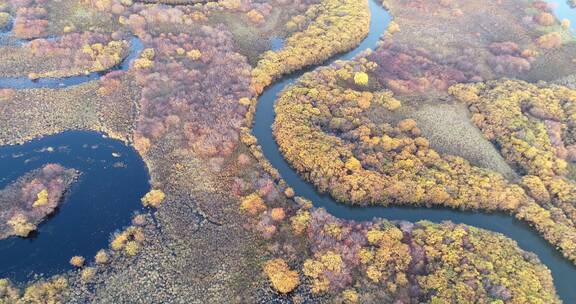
[253,0,576,301]
[0,0,574,299]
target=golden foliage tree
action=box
[263,258,300,293]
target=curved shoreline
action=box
[252,0,576,301]
[0,131,149,282]
[0,0,572,298]
[0,37,143,89]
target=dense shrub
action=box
[0,164,78,239]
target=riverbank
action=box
[0,0,572,302]
[0,131,149,282]
[253,0,576,301]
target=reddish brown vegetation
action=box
[0,164,79,239]
[534,12,555,26]
[487,41,533,75]
[368,42,471,94]
[133,26,253,159]
[10,0,49,39]
[23,32,130,77]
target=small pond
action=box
[0,131,149,282]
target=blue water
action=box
[0,37,143,89]
[270,37,285,51]
[0,14,149,284]
[0,131,149,282]
[0,23,150,282]
[549,0,576,34]
[252,0,576,301]
[0,0,572,298]
[0,21,23,47]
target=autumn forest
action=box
[0,0,575,303]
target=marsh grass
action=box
[46,0,118,34]
[524,42,576,82]
[0,75,139,146]
[208,7,294,65]
[403,101,518,180]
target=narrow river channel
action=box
[0,0,574,298]
[252,0,576,301]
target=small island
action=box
[0,163,79,239]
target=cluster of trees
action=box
[121,5,190,37]
[110,225,146,256]
[302,249,351,294]
[450,79,576,261]
[366,34,539,96]
[117,0,309,38]
[0,164,78,239]
[263,258,300,293]
[236,170,285,239]
[0,31,130,78]
[83,0,131,15]
[250,0,370,94]
[257,207,287,239]
[536,32,563,49]
[529,3,572,50]
[373,0,576,91]
[141,189,166,208]
[262,208,560,302]
[0,276,69,303]
[273,60,576,262]
[10,0,49,39]
[273,61,525,210]
[240,192,266,215]
[412,220,557,303]
[534,11,556,26]
[0,0,132,78]
[486,41,534,75]
[20,33,128,78]
[131,26,253,160]
[366,42,473,95]
[137,0,303,10]
[127,0,315,13]
[449,80,576,178]
[3,0,326,53]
